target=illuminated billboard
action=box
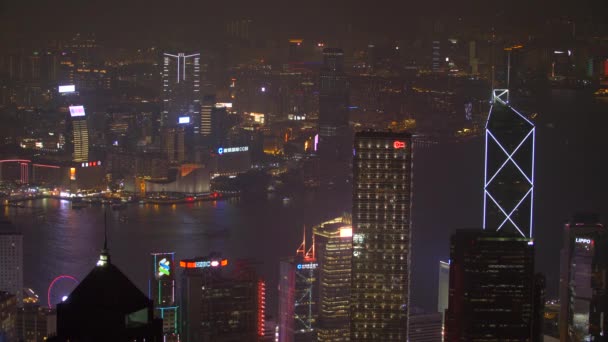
[58,85,76,93]
[217,146,249,155]
[69,167,76,180]
[180,258,228,269]
[69,106,86,117]
[215,102,233,108]
[178,116,190,124]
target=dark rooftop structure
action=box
[50,233,162,341]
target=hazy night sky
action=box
[2,0,607,46]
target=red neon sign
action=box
[394,141,406,149]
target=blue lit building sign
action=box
[297,263,318,270]
[217,146,249,155]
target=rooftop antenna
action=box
[306,233,315,261]
[97,209,110,267]
[104,209,108,251]
[296,225,306,257]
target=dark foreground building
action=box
[51,246,162,341]
[445,230,543,341]
[0,291,17,342]
[180,255,265,342]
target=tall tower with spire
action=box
[483,89,535,238]
[278,226,319,342]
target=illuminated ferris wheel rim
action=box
[47,275,79,309]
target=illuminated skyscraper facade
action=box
[313,216,352,342]
[559,214,608,341]
[445,230,538,341]
[149,252,178,340]
[351,131,413,341]
[318,48,350,175]
[278,233,318,342]
[161,52,201,127]
[483,89,535,238]
[69,106,89,162]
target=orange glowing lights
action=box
[340,227,353,237]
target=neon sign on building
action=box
[393,141,406,149]
[297,263,318,270]
[158,258,170,277]
[217,146,249,155]
[180,258,228,269]
[575,237,592,244]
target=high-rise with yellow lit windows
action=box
[350,131,413,341]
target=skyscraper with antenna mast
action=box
[278,225,319,342]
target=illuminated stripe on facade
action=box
[483,89,535,238]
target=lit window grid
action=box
[351,135,412,341]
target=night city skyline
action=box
[1,0,608,341]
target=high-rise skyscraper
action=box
[197,95,215,137]
[161,52,201,128]
[149,252,178,340]
[69,105,89,162]
[278,231,318,342]
[559,214,608,341]
[437,261,449,326]
[0,220,23,306]
[351,131,413,341]
[483,89,535,238]
[445,230,539,341]
[318,48,350,176]
[313,216,352,342]
[180,255,264,342]
[161,127,186,163]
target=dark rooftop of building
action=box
[62,261,150,314]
